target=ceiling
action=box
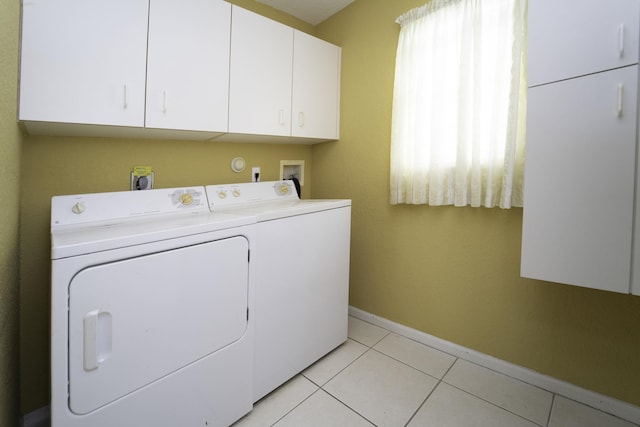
[255,0,356,26]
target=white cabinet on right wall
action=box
[527,0,639,87]
[521,0,640,295]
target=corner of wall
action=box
[0,0,23,424]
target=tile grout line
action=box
[368,344,452,381]
[303,338,372,388]
[320,385,380,427]
[268,387,322,427]
[442,380,548,427]
[403,356,461,427]
[301,331,391,427]
[443,359,548,427]
[546,394,557,427]
[317,344,383,427]
[459,357,557,399]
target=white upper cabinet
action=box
[18,2,341,142]
[522,0,640,294]
[528,0,640,87]
[521,67,637,293]
[292,30,341,140]
[226,6,341,142]
[145,0,230,133]
[228,6,294,137]
[19,0,149,127]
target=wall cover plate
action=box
[130,172,154,190]
[231,157,246,173]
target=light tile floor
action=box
[234,316,639,427]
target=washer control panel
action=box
[51,187,207,227]
[206,181,298,211]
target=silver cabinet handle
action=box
[163,90,168,113]
[619,24,625,58]
[617,84,624,117]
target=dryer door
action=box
[68,236,249,415]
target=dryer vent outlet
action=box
[131,172,154,190]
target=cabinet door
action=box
[19,0,148,127]
[291,31,341,140]
[68,237,249,414]
[146,0,230,132]
[528,0,639,87]
[228,7,293,137]
[521,66,637,293]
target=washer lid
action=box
[233,199,351,221]
[205,180,351,220]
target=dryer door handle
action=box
[83,310,112,371]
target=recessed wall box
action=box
[131,166,154,190]
[280,160,304,186]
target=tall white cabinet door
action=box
[146,0,230,132]
[291,31,341,140]
[228,7,293,137]
[528,0,639,87]
[521,66,637,293]
[18,0,148,127]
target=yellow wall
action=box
[0,0,22,424]
[313,0,640,407]
[17,1,314,415]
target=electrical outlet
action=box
[252,167,261,182]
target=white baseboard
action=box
[21,405,49,427]
[349,305,640,426]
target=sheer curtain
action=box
[390,0,527,208]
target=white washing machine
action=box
[50,187,257,427]
[206,181,351,401]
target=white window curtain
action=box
[390,0,527,208]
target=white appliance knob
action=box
[218,190,227,199]
[179,193,194,206]
[232,189,241,198]
[71,202,86,214]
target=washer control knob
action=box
[179,193,193,206]
[232,189,241,198]
[218,190,227,199]
[71,202,86,214]
[278,184,289,195]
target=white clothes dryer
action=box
[50,187,256,427]
[206,181,351,401]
